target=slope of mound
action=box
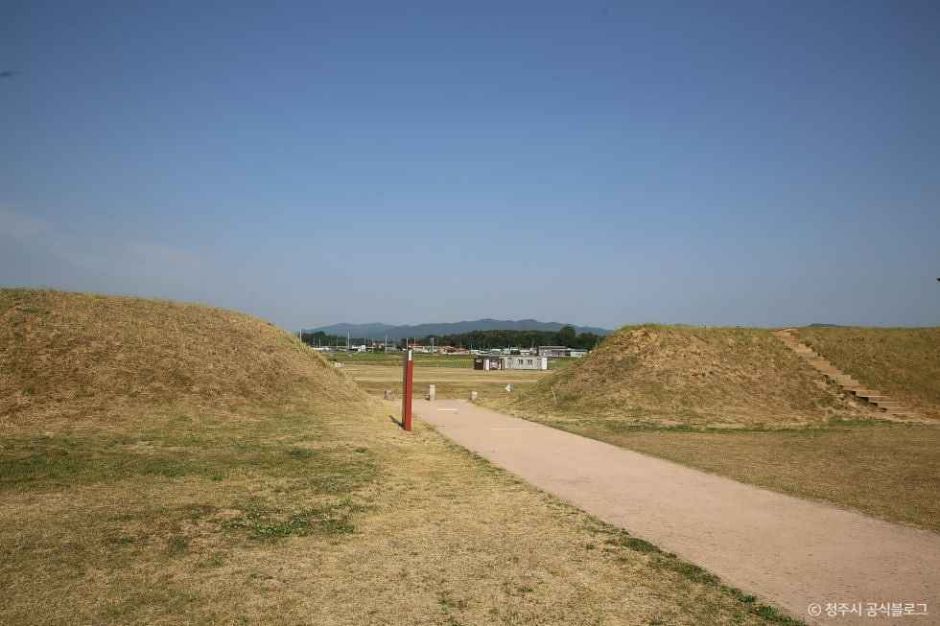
[797,327,940,420]
[508,325,872,426]
[0,289,363,421]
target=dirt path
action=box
[415,400,940,625]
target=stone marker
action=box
[427,384,436,401]
[469,391,478,402]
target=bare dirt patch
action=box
[344,362,548,401]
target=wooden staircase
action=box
[773,329,924,422]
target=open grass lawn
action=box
[325,351,474,368]
[498,412,940,533]
[342,362,551,401]
[327,351,577,370]
[0,396,797,625]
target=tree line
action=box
[415,326,602,350]
[300,330,365,347]
[300,325,603,350]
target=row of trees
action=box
[418,326,603,350]
[300,325,604,350]
[299,330,361,347]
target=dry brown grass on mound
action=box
[0,289,363,424]
[797,327,940,420]
[506,325,876,426]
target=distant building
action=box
[538,346,589,358]
[473,355,503,371]
[501,355,548,370]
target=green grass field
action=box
[325,350,471,367]
[325,350,577,370]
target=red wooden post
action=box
[401,348,414,431]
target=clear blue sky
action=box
[2,0,938,330]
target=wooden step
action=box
[873,403,904,411]
[833,373,857,381]
[873,400,902,407]
[773,332,925,423]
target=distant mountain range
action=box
[307,319,611,340]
